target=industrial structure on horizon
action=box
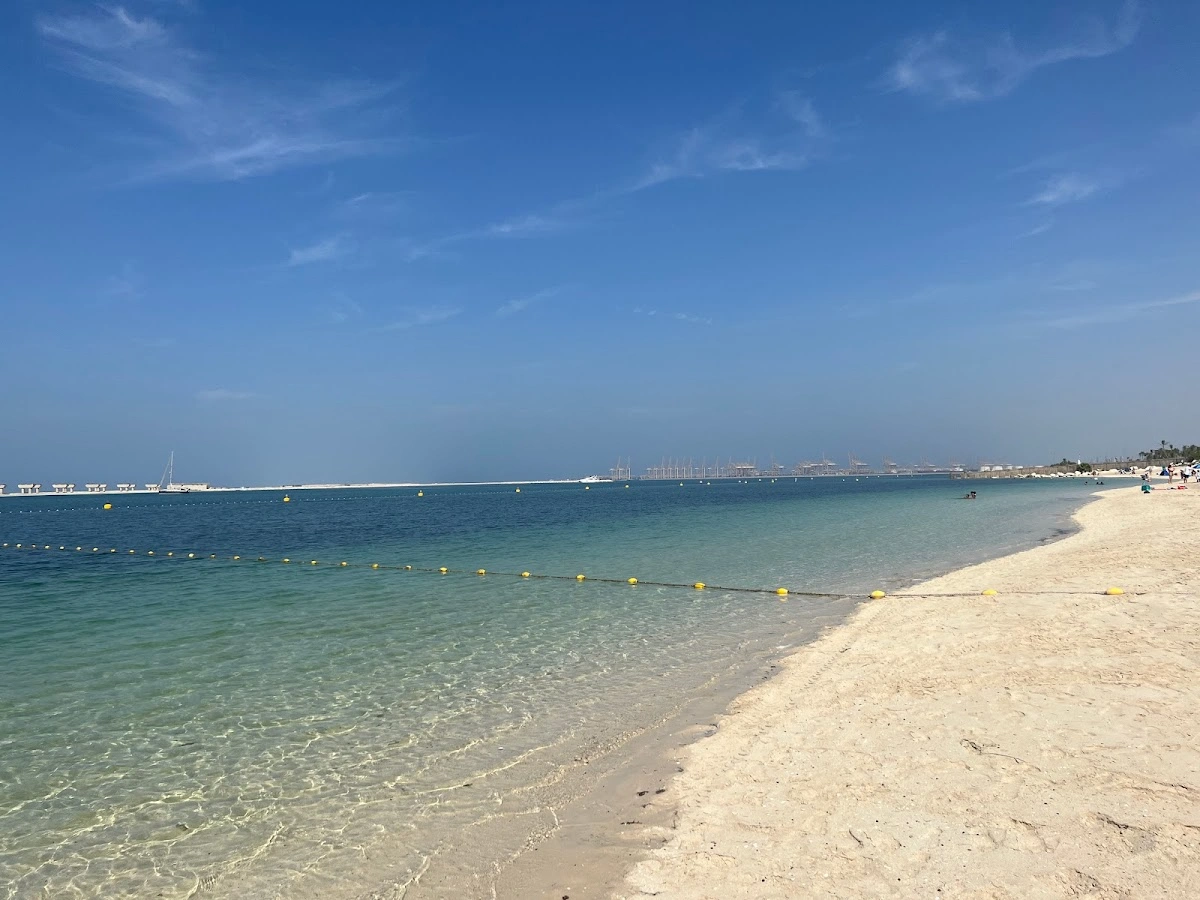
[619,455,971,481]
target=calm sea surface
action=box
[0,476,1118,898]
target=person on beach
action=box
[1142,482,1153,494]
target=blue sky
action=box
[1,0,1197,484]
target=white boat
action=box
[155,452,209,493]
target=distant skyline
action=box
[1,1,1197,485]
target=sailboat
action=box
[157,452,190,493]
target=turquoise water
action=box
[0,476,1117,898]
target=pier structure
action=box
[85,484,107,493]
[50,484,77,494]
[16,484,41,495]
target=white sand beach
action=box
[621,484,1200,898]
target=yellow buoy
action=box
[576,574,586,581]
[147,551,155,556]
[521,571,531,577]
[477,569,486,575]
[439,567,448,574]
[209,554,217,559]
[103,503,112,510]
[231,555,239,560]
[340,561,348,567]
[1106,587,1125,596]
[776,588,789,596]
[624,484,629,488]
[257,556,266,562]
[187,553,195,559]
[167,552,174,557]
[981,588,998,596]
[282,557,290,563]
[417,490,424,497]
[628,577,638,585]
[371,563,379,569]
[870,590,886,599]
[92,547,98,552]
[283,495,291,503]
[693,582,706,590]
[585,485,590,490]
[404,564,412,570]
[310,560,318,565]
[59,546,65,551]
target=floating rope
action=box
[0,542,1135,600]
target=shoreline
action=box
[614,483,1200,898]
[387,485,1119,898]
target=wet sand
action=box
[615,484,1200,898]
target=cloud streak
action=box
[1039,288,1200,329]
[288,236,350,266]
[381,305,461,330]
[1026,172,1099,206]
[37,5,404,181]
[496,286,563,317]
[885,1,1141,103]
[631,93,830,191]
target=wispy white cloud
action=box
[485,214,567,238]
[407,91,830,260]
[633,307,712,325]
[337,191,410,221]
[288,235,350,266]
[196,388,259,402]
[1039,288,1200,329]
[630,92,832,191]
[496,286,564,317]
[1026,172,1099,206]
[884,1,1141,103]
[404,212,571,261]
[37,5,404,181]
[1020,221,1054,238]
[381,305,461,330]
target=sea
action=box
[0,475,1119,898]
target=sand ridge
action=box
[622,485,1200,898]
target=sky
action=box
[1,0,1197,485]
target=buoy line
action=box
[0,542,1137,600]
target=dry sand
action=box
[621,485,1200,899]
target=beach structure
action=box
[116,483,137,492]
[50,484,76,494]
[85,484,107,492]
[17,484,40,494]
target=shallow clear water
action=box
[0,476,1116,898]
